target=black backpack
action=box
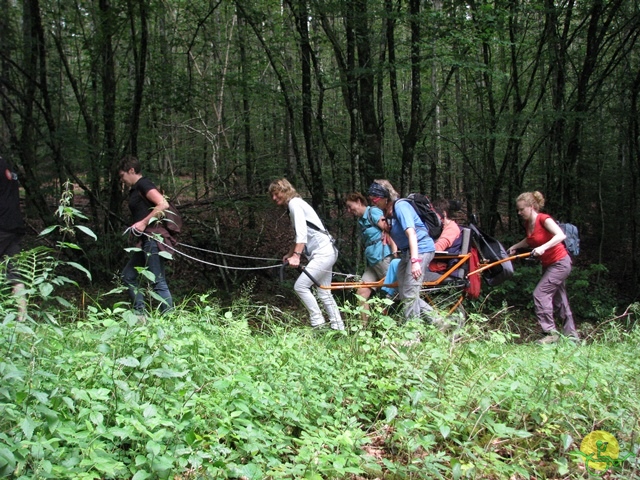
[396,193,443,239]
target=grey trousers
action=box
[294,246,344,330]
[396,251,436,322]
[533,255,577,336]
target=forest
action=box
[1,0,640,477]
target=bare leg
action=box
[356,287,373,325]
[12,282,26,321]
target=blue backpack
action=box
[559,223,580,256]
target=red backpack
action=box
[465,247,481,299]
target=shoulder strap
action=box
[393,198,427,231]
[306,220,329,235]
[366,207,382,230]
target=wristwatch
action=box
[410,257,422,264]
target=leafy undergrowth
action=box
[1,292,639,479]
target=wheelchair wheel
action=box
[421,279,468,317]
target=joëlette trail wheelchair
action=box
[318,224,531,317]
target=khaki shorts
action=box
[361,255,392,285]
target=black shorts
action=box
[0,230,23,282]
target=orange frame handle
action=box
[319,252,472,290]
[467,252,532,277]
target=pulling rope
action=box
[123,228,358,280]
[175,242,281,262]
[124,228,284,271]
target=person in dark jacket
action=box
[0,155,27,320]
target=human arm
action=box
[284,243,306,267]
[376,214,398,256]
[405,227,422,279]
[133,188,169,232]
[434,221,460,251]
[507,238,530,255]
[285,198,309,267]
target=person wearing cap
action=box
[269,178,344,330]
[0,155,27,321]
[368,180,439,324]
[345,192,397,323]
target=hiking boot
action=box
[536,332,559,345]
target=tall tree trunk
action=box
[101,0,120,224]
[353,0,383,181]
[238,14,255,195]
[629,66,640,287]
[288,0,325,211]
[125,0,148,157]
[398,0,422,195]
[15,0,50,222]
[237,1,307,194]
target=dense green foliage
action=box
[1,287,639,478]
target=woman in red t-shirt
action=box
[507,191,579,344]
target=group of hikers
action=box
[269,178,579,344]
[1,155,578,343]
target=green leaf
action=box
[117,357,140,368]
[440,425,451,439]
[39,225,59,236]
[101,325,121,342]
[146,440,162,456]
[158,251,173,260]
[384,405,398,422]
[451,458,462,480]
[141,269,156,282]
[67,262,92,281]
[149,368,188,378]
[90,411,104,426]
[75,225,97,241]
[151,455,173,474]
[38,282,54,298]
[20,416,38,441]
[143,404,158,419]
[132,471,151,480]
[0,447,16,468]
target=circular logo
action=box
[580,430,619,471]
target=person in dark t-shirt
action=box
[118,155,173,315]
[0,155,27,320]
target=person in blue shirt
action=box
[368,180,438,324]
[345,192,397,322]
